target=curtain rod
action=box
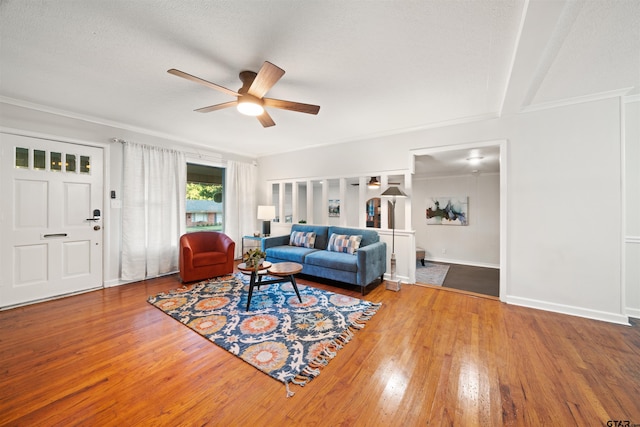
[111,137,225,163]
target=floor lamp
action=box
[381,186,407,291]
[257,205,275,236]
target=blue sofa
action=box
[261,224,387,294]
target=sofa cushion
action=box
[304,250,358,273]
[328,226,379,247]
[327,233,362,255]
[193,251,227,267]
[266,245,318,263]
[290,224,329,250]
[289,231,316,248]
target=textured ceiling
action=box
[1,0,638,159]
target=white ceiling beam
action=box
[500,0,583,116]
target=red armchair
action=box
[179,232,236,283]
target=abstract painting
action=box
[426,196,468,225]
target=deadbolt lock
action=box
[94,225,101,231]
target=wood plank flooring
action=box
[1,269,639,426]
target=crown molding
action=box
[259,113,501,158]
[520,87,634,114]
[624,94,640,103]
[0,96,246,159]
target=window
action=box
[14,147,87,174]
[51,152,62,171]
[186,163,225,233]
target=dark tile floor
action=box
[440,262,500,297]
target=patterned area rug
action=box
[415,261,450,286]
[148,273,381,396]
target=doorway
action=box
[410,140,507,300]
[0,133,104,307]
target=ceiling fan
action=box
[168,61,320,128]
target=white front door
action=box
[0,133,104,307]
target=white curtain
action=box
[225,160,258,259]
[121,142,186,281]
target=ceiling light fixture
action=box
[237,95,264,116]
[367,177,381,189]
[466,156,484,165]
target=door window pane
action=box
[15,147,28,168]
[34,150,46,170]
[66,154,76,172]
[80,156,90,173]
[51,152,62,171]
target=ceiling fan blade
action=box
[168,69,238,97]
[257,110,276,128]
[194,101,237,113]
[264,98,320,115]
[248,61,285,98]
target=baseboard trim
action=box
[104,279,136,288]
[424,257,500,269]
[626,307,640,320]
[505,295,630,325]
[104,270,179,288]
[1,286,102,311]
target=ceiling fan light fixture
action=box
[237,95,264,116]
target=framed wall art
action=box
[328,199,340,217]
[426,196,468,225]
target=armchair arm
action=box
[180,236,195,270]
[356,241,387,286]
[212,233,234,253]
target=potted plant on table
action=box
[243,248,266,272]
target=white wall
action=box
[625,97,640,318]
[2,95,634,324]
[259,97,629,324]
[413,173,500,268]
[0,101,253,286]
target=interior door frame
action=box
[0,126,110,298]
[409,139,508,301]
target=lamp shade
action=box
[257,205,276,220]
[380,186,407,198]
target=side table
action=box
[241,235,265,256]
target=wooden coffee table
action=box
[238,261,303,311]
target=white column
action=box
[278,182,284,223]
[404,171,412,231]
[306,180,314,224]
[358,176,367,228]
[321,180,329,224]
[339,178,347,226]
[292,181,298,223]
[381,175,389,230]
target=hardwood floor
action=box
[1,270,639,426]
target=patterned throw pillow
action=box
[289,231,316,248]
[327,233,362,255]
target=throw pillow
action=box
[290,231,316,248]
[327,233,362,255]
